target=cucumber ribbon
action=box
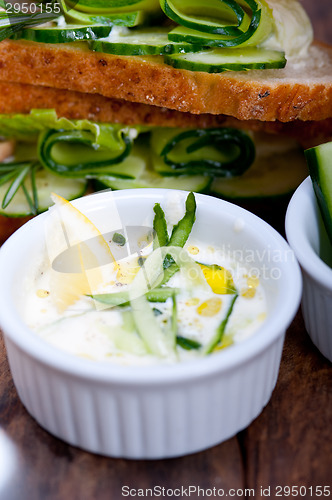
[38,128,132,176]
[61,0,161,27]
[63,0,273,48]
[128,244,209,357]
[65,0,161,14]
[152,128,255,177]
[39,126,255,179]
[161,0,274,48]
[1,0,273,53]
[0,110,255,209]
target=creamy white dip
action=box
[22,229,267,366]
[262,0,313,59]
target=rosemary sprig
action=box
[0,1,62,42]
[0,161,40,213]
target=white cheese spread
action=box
[262,0,313,59]
[21,196,267,366]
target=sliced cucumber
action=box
[168,26,237,47]
[0,169,87,217]
[11,24,113,44]
[164,47,286,73]
[65,0,161,15]
[96,168,211,192]
[89,27,202,56]
[211,143,308,200]
[305,141,332,244]
[61,1,146,27]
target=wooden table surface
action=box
[1,3,332,499]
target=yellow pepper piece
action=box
[199,264,236,294]
[197,298,222,317]
[241,275,260,299]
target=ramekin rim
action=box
[285,177,332,291]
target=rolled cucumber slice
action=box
[90,27,202,56]
[65,0,161,15]
[160,0,244,36]
[11,24,113,44]
[164,47,286,73]
[0,169,87,217]
[60,1,146,27]
[305,141,332,244]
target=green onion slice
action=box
[204,293,238,353]
[153,202,169,248]
[176,336,202,350]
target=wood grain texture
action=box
[241,311,332,490]
[0,336,244,500]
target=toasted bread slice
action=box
[0,80,331,147]
[0,39,331,122]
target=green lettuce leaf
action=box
[0,108,137,149]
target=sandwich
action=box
[0,0,331,242]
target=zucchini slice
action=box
[0,169,87,217]
[305,141,332,244]
[164,47,286,73]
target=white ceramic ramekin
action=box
[0,189,302,459]
[286,177,332,363]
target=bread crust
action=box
[0,81,331,146]
[0,39,331,122]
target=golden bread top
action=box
[0,39,331,122]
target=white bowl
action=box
[286,177,332,362]
[0,189,302,459]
